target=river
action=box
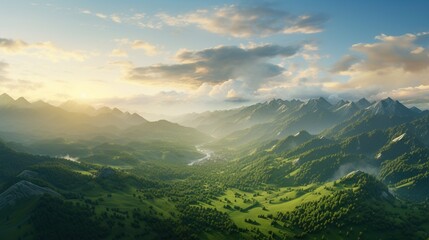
[188,145,213,166]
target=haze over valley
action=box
[1,1,429,239]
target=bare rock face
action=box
[0,180,60,210]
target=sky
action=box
[1,0,429,116]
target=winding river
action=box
[188,145,213,166]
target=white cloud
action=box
[0,61,43,92]
[81,9,162,29]
[112,38,161,56]
[80,9,91,14]
[110,49,128,57]
[111,14,122,23]
[0,38,89,62]
[79,4,327,35]
[158,5,328,37]
[0,61,10,82]
[95,13,108,19]
[131,40,159,56]
[328,32,429,104]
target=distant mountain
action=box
[0,93,210,145]
[207,97,395,150]
[122,120,212,145]
[333,101,360,117]
[355,97,372,109]
[60,100,97,115]
[333,99,348,109]
[368,97,415,117]
[325,98,423,139]
[177,98,304,138]
[410,106,422,114]
[0,93,14,105]
[301,97,332,111]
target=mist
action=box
[331,161,379,181]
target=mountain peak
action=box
[60,100,96,115]
[334,99,348,108]
[410,106,422,114]
[305,97,332,109]
[32,100,53,108]
[0,93,13,99]
[378,97,395,106]
[263,99,289,111]
[96,106,112,114]
[294,130,311,137]
[318,96,329,102]
[267,98,283,104]
[112,107,123,115]
[355,98,371,109]
[0,93,14,105]
[14,97,31,107]
[334,101,360,116]
[369,98,414,117]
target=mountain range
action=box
[0,93,210,145]
[1,93,429,240]
[179,96,425,151]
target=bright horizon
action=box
[1,0,429,115]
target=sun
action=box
[79,92,89,100]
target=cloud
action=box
[95,13,108,19]
[0,38,27,52]
[81,9,161,29]
[329,32,429,104]
[374,85,429,107]
[77,4,327,36]
[113,39,160,56]
[128,13,162,29]
[92,91,196,116]
[333,32,429,88]
[225,89,249,103]
[110,49,128,57]
[103,44,329,114]
[378,85,429,98]
[0,61,10,82]
[80,9,91,15]
[350,33,429,72]
[0,61,43,91]
[330,55,360,73]
[127,44,301,87]
[95,13,122,23]
[158,5,328,37]
[130,40,159,56]
[110,14,122,23]
[0,38,89,62]
[199,79,254,103]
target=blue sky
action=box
[1,0,429,116]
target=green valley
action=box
[1,95,429,239]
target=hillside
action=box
[0,180,60,210]
[1,96,429,240]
